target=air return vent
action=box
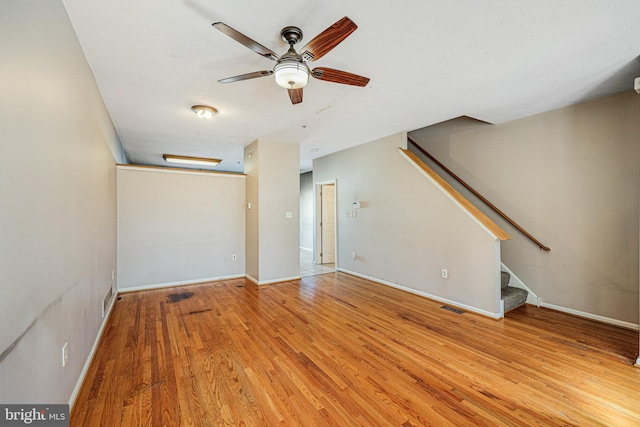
[441,305,465,314]
[102,287,114,318]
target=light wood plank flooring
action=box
[71,273,640,426]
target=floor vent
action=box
[102,287,114,318]
[441,305,465,314]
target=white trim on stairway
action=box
[500,263,538,305]
[399,149,501,241]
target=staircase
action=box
[399,144,534,315]
[501,271,528,312]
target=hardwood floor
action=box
[71,273,640,426]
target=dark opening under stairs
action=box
[501,271,528,312]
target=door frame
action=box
[314,179,337,267]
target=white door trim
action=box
[314,179,337,268]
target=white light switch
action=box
[285,211,293,219]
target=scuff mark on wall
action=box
[0,281,77,364]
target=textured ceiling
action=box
[62,0,640,173]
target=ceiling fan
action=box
[212,17,370,105]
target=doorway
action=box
[299,174,336,277]
[301,179,337,277]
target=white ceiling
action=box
[62,0,640,173]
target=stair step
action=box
[501,271,510,288]
[501,286,527,312]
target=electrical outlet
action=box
[441,269,448,279]
[62,342,68,368]
[231,254,237,261]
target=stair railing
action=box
[408,136,550,252]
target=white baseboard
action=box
[246,274,301,285]
[118,274,246,293]
[68,289,117,409]
[338,268,502,319]
[540,301,639,331]
[636,357,640,367]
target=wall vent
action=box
[441,305,465,314]
[102,287,114,318]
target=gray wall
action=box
[0,0,123,403]
[300,172,314,250]
[410,91,639,325]
[245,140,260,281]
[117,167,246,290]
[313,133,502,317]
[245,139,300,284]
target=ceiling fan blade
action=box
[300,17,357,62]
[218,70,273,84]
[311,67,370,87]
[288,88,303,104]
[212,22,279,61]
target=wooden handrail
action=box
[407,137,550,252]
[401,149,511,241]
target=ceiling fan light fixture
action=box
[274,60,310,89]
[163,154,221,167]
[191,105,218,119]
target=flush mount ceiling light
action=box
[163,154,221,166]
[191,105,218,119]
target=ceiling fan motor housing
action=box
[280,26,303,45]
